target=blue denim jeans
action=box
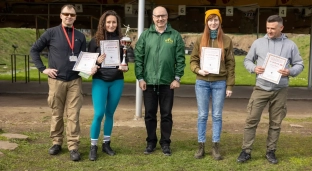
[195,80,226,143]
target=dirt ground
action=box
[0,94,311,137]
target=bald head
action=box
[153,6,168,15]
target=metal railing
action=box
[10,54,30,83]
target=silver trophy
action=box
[119,24,132,70]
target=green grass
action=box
[284,117,312,122]
[234,56,256,85]
[0,28,310,86]
[0,128,311,170]
[288,35,310,86]
[0,136,7,141]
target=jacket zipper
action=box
[154,34,161,90]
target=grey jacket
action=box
[244,33,304,91]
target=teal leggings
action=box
[90,78,124,139]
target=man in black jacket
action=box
[30,4,86,161]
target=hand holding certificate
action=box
[200,47,221,74]
[73,51,99,74]
[78,65,99,79]
[100,40,120,67]
[258,53,288,84]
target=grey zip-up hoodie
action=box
[244,33,304,91]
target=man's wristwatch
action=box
[175,77,180,83]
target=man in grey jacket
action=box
[237,15,304,164]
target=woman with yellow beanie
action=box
[190,9,235,160]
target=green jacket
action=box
[190,35,235,91]
[134,24,185,85]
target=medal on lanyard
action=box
[62,25,77,62]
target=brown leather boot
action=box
[194,142,205,159]
[212,142,223,160]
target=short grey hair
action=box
[267,15,283,25]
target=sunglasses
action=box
[62,13,77,17]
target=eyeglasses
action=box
[153,14,168,19]
[62,13,77,17]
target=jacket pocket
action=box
[279,103,287,121]
[247,98,254,114]
[219,62,227,76]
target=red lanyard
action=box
[62,25,75,55]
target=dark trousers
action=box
[143,85,174,146]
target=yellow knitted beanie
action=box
[205,9,222,24]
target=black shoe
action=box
[237,150,251,163]
[102,141,115,156]
[49,144,62,155]
[162,145,172,156]
[89,145,98,161]
[266,150,278,164]
[70,149,81,161]
[144,144,156,155]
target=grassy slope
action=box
[288,35,310,86]
[0,28,36,65]
[0,28,310,86]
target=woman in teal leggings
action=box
[87,10,128,161]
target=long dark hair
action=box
[95,10,122,46]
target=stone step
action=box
[1,133,28,140]
[0,141,18,150]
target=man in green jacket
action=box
[135,6,185,156]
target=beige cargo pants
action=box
[47,77,83,150]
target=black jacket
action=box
[30,24,86,81]
[88,32,128,81]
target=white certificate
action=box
[72,51,99,73]
[258,53,287,84]
[200,47,221,74]
[100,40,120,67]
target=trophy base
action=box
[119,65,128,70]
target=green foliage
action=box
[0,28,310,87]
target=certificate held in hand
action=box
[200,47,222,74]
[258,53,288,84]
[72,51,99,74]
[100,40,120,67]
